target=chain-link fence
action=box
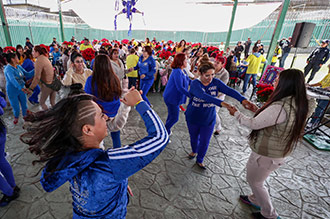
[0,6,329,48]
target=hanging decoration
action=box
[114,0,145,36]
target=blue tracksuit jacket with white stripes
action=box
[39,101,169,219]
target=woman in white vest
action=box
[227,69,315,219]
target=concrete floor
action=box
[0,54,330,219]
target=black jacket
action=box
[307,46,330,64]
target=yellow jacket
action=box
[126,54,139,78]
[245,53,266,74]
[271,47,282,63]
[320,73,330,88]
[79,44,93,51]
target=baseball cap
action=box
[322,39,329,44]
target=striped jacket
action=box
[40,101,169,219]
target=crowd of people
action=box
[0,35,328,219]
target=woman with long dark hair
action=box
[190,47,204,75]
[163,53,191,136]
[0,95,20,206]
[84,54,123,148]
[30,45,56,110]
[227,69,315,219]
[20,90,168,218]
[175,40,186,53]
[15,45,24,65]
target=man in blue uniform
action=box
[304,39,330,83]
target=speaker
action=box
[291,22,316,48]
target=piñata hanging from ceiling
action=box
[114,0,145,36]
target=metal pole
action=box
[290,47,298,68]
[0,0,12,46]
[263,0,290,73]
[28,22,34,44]
[225,0,238,49]
[57,0,65,42]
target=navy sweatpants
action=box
[165,102,180,135]
[187,122,215,163]
[140,79,154,106]
[0,128,16,196]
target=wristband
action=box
[134,100,143,107]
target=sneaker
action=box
[213,130,220,136]
[251,212,281,219]
[0,189,20,207]
[239,195,261,210]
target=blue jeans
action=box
[279,52,289,68]
[164,102,180,135]
[187,122,215,163]
[310,99,329,125]
[140,79,154,106]
[111,130,121,149]
[243,74,257,93]
[0,128,16,196]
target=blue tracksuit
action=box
[163,68,191,135]
[185,78,246,163]
[4,65,34,118]
[21,59,40,104]
[134,55,156,106]
[0,96,16,197]
[40,101,169,219]
[85,75,122,148]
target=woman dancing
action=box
[21,89,169,218]
[163,53,191,136]
[185,61,256,169]
[227,69,315,219]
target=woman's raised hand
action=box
[121,87,143,106]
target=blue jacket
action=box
[163,68,191,105]
[134,55,156,81]
[52,51,61,65]
[21,59,35,72]
[4,64,34,92]
[40,101,169,219]
[84,76,121,117]
[185,78,246,126]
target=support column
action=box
[263,0,290,72]
[58,0,65,42]
[225,0,238,49]
[0,0,12,46]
